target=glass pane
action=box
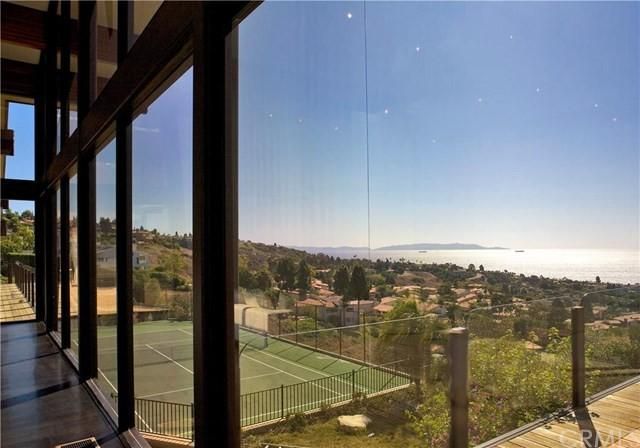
[69,1,79,135]
[96,1,118,99]
[0,200,35,323]
[132,67,193,439]
[56,187,62,331]
[584,286,640,396]
[235,1,639,446]
[5,103,34,180]
[70,172,79,356]
[96,140,118,413]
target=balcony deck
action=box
[0,283,35,323]
[1,321,126,448]
[496,379,640,448]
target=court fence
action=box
[113,395,194,441]
[240,365,411,427]
[116,365,410,440]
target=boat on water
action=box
[418,250,427,253]
[515,250,525,253]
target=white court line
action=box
[248,345,356,390]
[138,386,194,399]
[97,368,153,432]
[242,353,336,395]
[97,337,193,354]
[177,328,192,337]
[145,344,194,375]
[240,372,282,381]
[95,325,194,341]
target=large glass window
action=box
[132,67,193,439]
[0,200,35,323]
[69,171,79,357]
[235,2,638,447]
[56,186,62,333]
[4,103,34,180]
[95,140,118,413]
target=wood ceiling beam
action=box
[1,2,117,64]
[1,58,107,102]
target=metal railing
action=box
[450,285,640,448]
[240,365,410,427]
[10,261,36,309]
[113,395,194,441]
[134,397,194,440]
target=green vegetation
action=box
[1,209,34,261]
[235,240,638,447]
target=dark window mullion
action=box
[44,2,59,333]
[115,0,134,432]
[59,0,71,350]
[78,0,98,381]
[192,3,249,446]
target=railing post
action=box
[572,306,585,408]
[280,384,285,419]
[448,327,469,448]
[362,312,367,363]
[352,369,356,397]
[191,402,195,441]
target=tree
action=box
[549,298,569,328]
[159,252,186,289]
[437,283,454,304]
[349,265,368,299]
[479,264,485,272]
[255,270,272,291]
[582,295,595,323]
[265,287,281,309]
[468,263,476,272]
[98,217,113,235]
[595,276,601,284]
[296,260,311,291]
[239,268,256,289]
[376,301,445,394]
[333,266,350,296]
[20,210,33,220]
[276,258,296,291]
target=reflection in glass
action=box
[56,187,62,331]
[70,173,79,356]
[95,141,118,414]
[235,1,638,447]
[132,67,193,439]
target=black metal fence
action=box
[11,261,36,309]
[113,366,409,440]
[113,395,194,440]
[240,366,411,427]
[134,397,194,440]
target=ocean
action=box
[303,248,640,284]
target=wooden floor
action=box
[0,283,35,322]
[497,380,640,448]
[1,322,127,448]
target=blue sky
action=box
[5,2,639,250]
[238,1,639,250]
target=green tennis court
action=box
[76,319,409,436]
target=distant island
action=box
[293,242,509,253]
[376,243,509,250]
